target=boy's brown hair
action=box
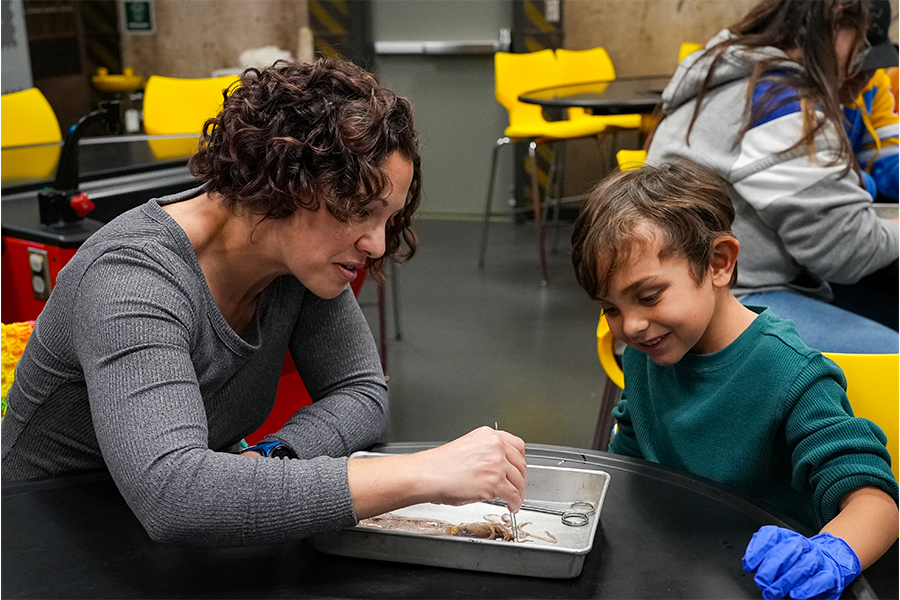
[571,158,737,300]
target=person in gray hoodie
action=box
[647,0,898,354]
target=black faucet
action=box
[38,100,122,227]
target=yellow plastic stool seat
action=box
[616,149,647,171]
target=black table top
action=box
[1,136,199,244]
[1,135,194,193]
[518,75,672,116]
[2,443,894,599]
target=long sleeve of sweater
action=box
[1,197,388,546]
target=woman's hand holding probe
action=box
[347,426,527,520]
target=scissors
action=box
[484,499,595,527]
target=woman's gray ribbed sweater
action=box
[1,189,388,546]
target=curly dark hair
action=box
[188,58,421,281]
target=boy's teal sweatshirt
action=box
[610,307,898,531]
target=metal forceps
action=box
[494,422,518,541]
[485,499,596,527]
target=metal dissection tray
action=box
[310,452,611,578]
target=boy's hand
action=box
[741,525,861,600]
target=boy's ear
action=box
[709,236,740,288]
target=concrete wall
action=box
[564,0,757,76]
[563,0,899,76]
[111,0,898,213]
[119,0,309,78]
[559,0,899,198]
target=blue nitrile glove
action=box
[741,525,861,600]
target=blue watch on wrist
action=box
[242,440,297,459]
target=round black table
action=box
[2,443,894,599]
[518,75,672,116]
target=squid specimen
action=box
[358,512,558,544]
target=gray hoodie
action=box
[648,30,898,300]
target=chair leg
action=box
[390,261,402,341]
[528,141,550,285]
[478,137,510,269]
[592,379,622,451]
[377,281,387,374]
[550,143,566,255]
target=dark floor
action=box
[356,217,611,450]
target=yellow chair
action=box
[616,149,647,171]
[594,314,625,449]
[555,47,642,131]
[823,353,899,480]
[1,88,63,181]
[478,50,615,284]
[678,42,704,63]
[556,48,644,186]
[142,74,239,159]
[597,314,624,389]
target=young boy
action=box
[570,158,898,600]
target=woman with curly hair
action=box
[647,0,899,353]
[1,59,527,545]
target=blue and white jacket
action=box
[843,69,898,202]
[648,29,898,301]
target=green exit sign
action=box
[123,1,155,34]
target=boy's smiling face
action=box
[598,228,721,366]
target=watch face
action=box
[270,444,297,460]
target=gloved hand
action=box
[741,525,861,600]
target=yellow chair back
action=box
[494,50,560,138]
[596,314,625,389]
[555,47,616,85]
[142,74,239,158]
[1,88,62,180]
[1,88,62,147]
[678,42,703,63]
[555,47,642,130]
[616,149,647,171]
[823,353,899,480]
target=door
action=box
[370,0,513,217]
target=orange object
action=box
[1,320,36,419]
[886,67,898,114]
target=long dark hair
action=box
[684,0,868,167]
[189,58,421,281]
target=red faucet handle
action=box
[69,192,96,218]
